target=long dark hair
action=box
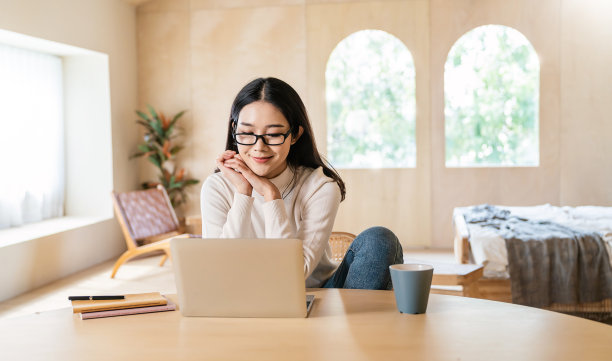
[223,77,345,201]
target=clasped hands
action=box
[216,150,282,202]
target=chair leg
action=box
[159,254,168,267]
[160,247,172,267]
[110,250,135,278]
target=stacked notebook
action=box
[71,292,176,320]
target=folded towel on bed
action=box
[465,204,612,308]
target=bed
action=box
[453,204,612,320]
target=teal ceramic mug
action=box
[389,264,434,314]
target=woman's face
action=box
[234,101,298,178]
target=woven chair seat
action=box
[110,185,186,278]
[329,231,357,262]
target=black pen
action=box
[68,295,125,301]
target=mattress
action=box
[457,204,612,279]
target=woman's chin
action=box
[252,164,285,178]
[246,163,270,177]
[252,169,268,177]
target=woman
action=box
[200,77,403,289]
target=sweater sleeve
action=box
[262,199,293,238]
[261,180,340,278]
[200,175,256,238]
[293,181,341,279]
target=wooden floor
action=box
[0,249,455,320]
[0,256,177,320]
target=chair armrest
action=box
[141,231,182,245]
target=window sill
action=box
[0,216,111,248]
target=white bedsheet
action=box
[458,204,612,279]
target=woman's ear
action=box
[291,126,304,145]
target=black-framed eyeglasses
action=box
[233,129,292,146]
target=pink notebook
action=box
[81,297,176,320]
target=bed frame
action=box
[453,212,512,303]
[452,209,612,316]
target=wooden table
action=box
[1,289,611,360]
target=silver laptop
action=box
[171,237,314,318]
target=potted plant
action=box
[131,105,199,209]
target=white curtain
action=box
[0,43,64,229]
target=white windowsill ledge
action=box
[0,216,111,248]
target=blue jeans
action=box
[323,226,404,290]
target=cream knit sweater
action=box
[200,165,342,287]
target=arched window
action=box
[445,25,540,167]
[326,30,416,168]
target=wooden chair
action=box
[329,231,357,262]
[110,185,186,278]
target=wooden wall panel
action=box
[306,0,431,247]
[136,0,611,248]
[430,0,561,247]
[560,0,612,205]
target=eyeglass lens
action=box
[234,131,289,145]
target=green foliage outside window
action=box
[445,25,540,167]
[326,30,416,168]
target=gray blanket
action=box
[464,204,612,307]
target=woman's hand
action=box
[216,151,253,196]
[223,154,282,202]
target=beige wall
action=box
[560,0,612,206]
[430,0,562,247]
[306,1,431,246]
[137,0,612,248]
[0,0,139,301]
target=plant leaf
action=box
[156,148,166,162]
[136,120,155,133]
[148,155,161,169]
[129,152,147,159]
[137,144,151,152]
[136,110,150,122]
[141,181,159,189]
[169,145,183,155]
[146,104,159,121]
[171,110,186,123]
[162,140,172,159]
[147,142,161,151]
[149,119,164,139]
[167,110,186,132]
